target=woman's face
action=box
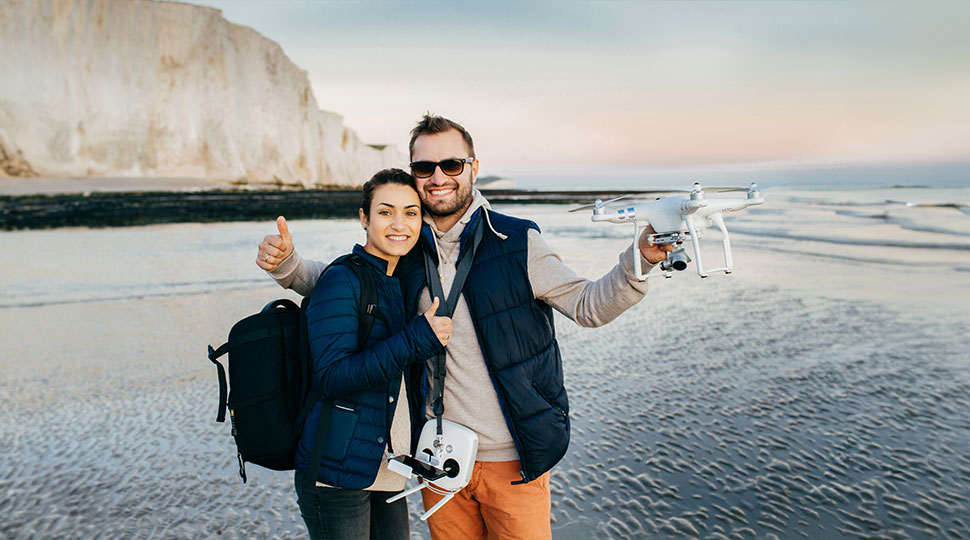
[360,183,422,262]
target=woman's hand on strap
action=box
[424,297,453,346]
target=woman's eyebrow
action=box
[376,202,421,209]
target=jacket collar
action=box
[352,244,390,275]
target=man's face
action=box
[410,129,478,219]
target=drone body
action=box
[574,183,771,280]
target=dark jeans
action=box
[294,471,409,540]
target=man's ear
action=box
[471,159,479,184]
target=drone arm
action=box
[684,199,708,214]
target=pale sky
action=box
[187,0,970,177]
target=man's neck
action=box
[431,213,462,233]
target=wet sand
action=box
[2,196,969,539]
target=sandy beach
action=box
[5,0,969,535]
[2,189,969,539]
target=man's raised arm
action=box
[528,226,669,328]
[256,216,326,297]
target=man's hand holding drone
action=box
[638,224,675,264]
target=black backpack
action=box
[207,254,384,483]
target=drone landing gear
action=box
[685,214,733,278]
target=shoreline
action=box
[0,186,647,230]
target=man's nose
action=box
[429,165,450,184]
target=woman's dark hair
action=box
[360,168,418,214]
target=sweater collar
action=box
[420,189,494,262]
[423,188,490,237]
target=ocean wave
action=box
[742,243,964,269]
[887,217,970,237]
[730,227,970,250]
[832,209,970,237]
[834,208,893,220]
[786,197,887,207]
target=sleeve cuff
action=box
[269,249,301,280]
[621,244,657,282]
[409,313,444,358]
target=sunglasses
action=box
[409,158,475,178]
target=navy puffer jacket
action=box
[295,245,443,489]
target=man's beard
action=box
[422,181,474,218]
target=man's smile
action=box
[426,185,457,198]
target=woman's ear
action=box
[359,208,368,231]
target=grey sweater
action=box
[269,191,654,473]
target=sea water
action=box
[1,183,968,539]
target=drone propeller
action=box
[717,182,790,193]
[568,194,634,212]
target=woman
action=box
[294,168,451,540]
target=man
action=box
[257,114,672,540]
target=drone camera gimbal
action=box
[659,247,690,273]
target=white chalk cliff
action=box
[0,0,404,185]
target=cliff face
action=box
[0,0,403,185]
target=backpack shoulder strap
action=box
[335,254,387,349]
[207,344,229,422]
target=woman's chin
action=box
[381,242,417,257]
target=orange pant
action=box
[421,460,551,540]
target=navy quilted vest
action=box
[399,208,570,483]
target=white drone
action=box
[571,182,780,280]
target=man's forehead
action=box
[411,130,470,159]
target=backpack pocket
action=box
[229,385,297,470]
[319,404,359,462]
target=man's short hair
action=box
[409,114,475,159]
